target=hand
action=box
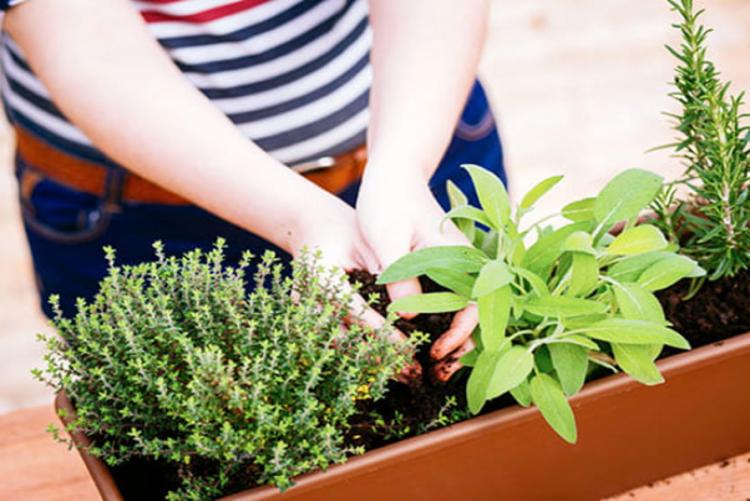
[288,192,421,382]
[356,165,478,382]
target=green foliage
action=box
[34,242,415,499]
[380,165,703,443]
[653,0,750,280]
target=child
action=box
[1,0,505,380]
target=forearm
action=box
[5,0,334,254]
[366,0,490,179]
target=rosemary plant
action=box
[654,0,750,280]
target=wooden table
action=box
[1,404,748,500]
[0,404,98,500]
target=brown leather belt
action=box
[14,126,367,205]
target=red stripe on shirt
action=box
[141,0,271,24]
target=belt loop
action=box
[103,166,125,212]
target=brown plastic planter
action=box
[57,331,750,501]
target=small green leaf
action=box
[612,282,665,323]
[530,373,578,443]
[388,292,469,314]
[562,197,596,222]
[459,348,479,368]
[486,346,535,399]
[558,334,600,351]
[521,175,564,209]
[510,379,532,407]
[462,164,510,230]
[378,246,488,284]
[606,225,668,255]
[512,267,550,296]
[549,344,588,396]
[478,286,512,352]
[447,180,476,242]
[472,260,514,298]
[562,231,596,254]
[613,344,664,385]
[524,222,592,279]
[568,253,599,297]
[637,255,703,291]
[534,345,554,373]
[583,318,690,349]
[594,169,664,226]
[446,179,469,208]
[467,350,500,414]
[425,269,475,298]
[444,205,493,228]
[608,251,673,282]
[524,296,608,318]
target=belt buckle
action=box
[290,156,336,175]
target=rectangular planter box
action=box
[58,331,750,501]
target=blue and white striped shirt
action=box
[1,0,371,166]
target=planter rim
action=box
[56,330,750,500]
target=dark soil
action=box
[345,270,469,450]
[657,270,750,354]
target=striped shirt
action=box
[0,0,372,166]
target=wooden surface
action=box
[0,403,748,501]
[0,404,98,501]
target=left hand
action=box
[356,164,478,382]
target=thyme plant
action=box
[653,0,750,280]
[380,165,703,443]
[34,241,415,500]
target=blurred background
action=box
[2,0,750,413]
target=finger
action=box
[433,337,476,382]
[430,304,479,360]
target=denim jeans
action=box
[16,80,506,318]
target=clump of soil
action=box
[657,270,750,353]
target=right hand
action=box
[288,193,422,382]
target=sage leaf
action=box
[562,197,596,222]
[549,343,588,396]
[524,296,608,318]
[444,205,493,228]
[388,292,468,314]
[612,344,664,385]
[562,231,596,254]
[486,346,535,399]
[637,254,703,291]
[606,225,668,255]
[520,175,563,209]
[510,379,532,407]
[467,350,500,414]
[446,179,468,207]
[530,373,578,443]
[583,318,690,349]
[568,253,599,297]
[608,251,673,282]
[473,260,514,298]
[425,268,475,298]
[460,348,479,368]
[378,246,487,283]
[594,169,664,226]
[524,222,591,279]
[512,266,550,296]
[558,334,600,351]
[462,164,510,230]
[612,282,665,323]
[478,285,512,352]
